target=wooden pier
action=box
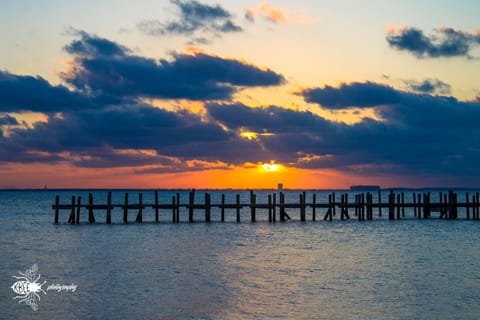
[53,190,480,224]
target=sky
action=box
[1,0,480,189]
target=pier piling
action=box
[52,189,480,224]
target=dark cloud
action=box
[0,71,93,112]
[386,26,480,58]
[302,82,402,109]
[1,101,267,167]
[8,105,226,153]
[62,32,284,101]
[2,81,480,183]
[206,94,480,180]
[64,30,130,57]
[0,106,193,165]
[138,0,242,43]
[404,78,451,95]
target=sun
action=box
[261,161,280,172]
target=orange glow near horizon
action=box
[0,161,424,190]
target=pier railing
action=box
[53,190,480,224]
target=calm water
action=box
[1,190,480,319]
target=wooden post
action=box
[443,194,448,219]
[370,192,374,220]
[76,196,81,224]
[171,195,176,222]
[474,194,478,220]
[106,192,112,224]
[359,194,363,219]
[189,190,194,222]
[364,193,368,220]
[221,194,225,222]
[272,193,276,222]
[341,194,345,221]
[325,195,330,221]
[250,191,256,222]
[332,192,336,217]
[450,190,458,219]
[300,192,306,221]
[417,193,422,219]
[341,194,350,220]
[423,193,430,219]
[439,192,445,218]
[367,193,373,220]
[236,194,240,222]
[354,195,359,218]
[54,195,59,224]
[378,190,382,217]
[280,192,285,222]
[344,193,348,220]
[88,193,95,223]
[401,192,405,217]
[176,192,180,223]
[123,193,128,223]
[443,191,449,219]
[474,192,480,220]
[362,193,366,220]
[396,194,401,219]
[268,195,272,222]
[312,194,316,221]
[136,193,143,223]
[205,193,211,222]
[466,192,470,220]
[361,193,365,220]
[155,191,159,223]
[413,192,417,217]
[69,196,76,224]
[454,192,458,219]
[427,192,431,218]
[473,194,477,220]
[388,191,394,220]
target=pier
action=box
[52,190,480,224]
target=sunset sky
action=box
[1,0,480,189]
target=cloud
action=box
[245,2,287,23]
[206,93,480,179]
[245,1,315,24]
[62,32,284,101]
[64,29,130,57]
[0,103,234,166]
[301,82,402,109]
[404,78,451,95]
[0,71,94,112]
[386,26,480,58]
[138,0,242,43]
[2,79,480,182]
[2,31,480,184]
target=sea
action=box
[1,189,480,320]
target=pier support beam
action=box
[106,192,112,224]
[250,191,256,222]
[135,193,143,223]
[123,193,128,223]
[54,195,59,224]
[68,196,75,224]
